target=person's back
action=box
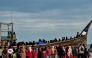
[21,46,26,58]
[46,47,52,58]
[77,44,85,58]
[16,49,21,58]
[46,47,52,56]
[13,53,17,58]
[25,48,28,58]
[43,51,46,58]
[72,47,77,57]
[79,45,84,54]
[38,48,42,58]
[57,46,62,56]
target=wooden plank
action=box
[1,30,9,32]
[0,22,14,25]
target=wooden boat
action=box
[0,20,92,48]
[32,20,92,48]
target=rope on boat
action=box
[16,33,35,41]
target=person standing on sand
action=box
[42,48,46,58]
[54,46,58,58]
[21,46,26,58]
[33,47,38,58]
[51,46,55,58]
[84,48,88,58]
[72,46,77,58]
[46,46,52,58]
[7,46,14,58]
[2,47,7,58]
[28,47,33,58]
[38,47,42,58]
[62,46,66,58]
[78,44,85,58]
[25,48,29,58]
[67,46,72,58]
[56,46,63,58]
[16,48,21,58]
[76,47,79,58]
[13,51,17,58]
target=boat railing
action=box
[33,35,87,47]
[0,35,86,48]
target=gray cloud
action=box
[0,10,91,34]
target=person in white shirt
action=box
[78,44,85,58]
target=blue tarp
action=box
[37,41,46,45]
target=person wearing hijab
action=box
[72,46,77,58]
[33,47,38,58]
[7,46,14,58]
[54,46,58,58]
[51,46,55,58]
[28,47,33,58]
[25,48,29,58]
[62,46,66,58]
[67,46,72,58]
[42,48,46,58]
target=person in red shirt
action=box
[25,48,28,58]
[33,47,38,58]
[42,48,46,58]
[46,46,52,58]
[20,46,26,58]
[28,47,33,58]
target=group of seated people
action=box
[5,32,82,47]
[7,31,16,38]
[13,33,81,46]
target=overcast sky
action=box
[0,0,92,44]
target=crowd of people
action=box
[0,44,92,58]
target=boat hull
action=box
[26,35,87,48]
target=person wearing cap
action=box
[7,46,14,58]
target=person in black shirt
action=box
[57,46,64,58]
[16,48,21,58]
[38,47,42,58]
[2,46,7,58]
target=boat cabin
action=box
[0,22,16,46]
